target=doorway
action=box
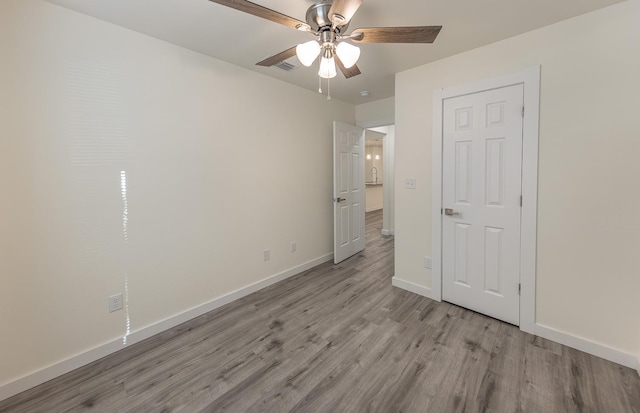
[367,125,395,236]
[333,122,395,264]
[365,130,384,213]
[432,66,540,333]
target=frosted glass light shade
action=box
[366,154,372,160]
[335,42,360,69]
[375,154,380,160]
[318,57,337,79]
[296,41,321,67]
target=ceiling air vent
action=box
[274,61,297,71]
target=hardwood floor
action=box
[2,209,639,412]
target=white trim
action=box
[392,277,639,372]
[392,276,439,301]
[381,229,395,236]
[519,66,541,334]
[431,65,540,333]
[0,253,334,402]
[366,206,383,213]
[534,324,638,370]
[431,88,444,302]
[381,126,395,236]
[356,118,395,129]
[0,335,127,404]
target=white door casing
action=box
[334,121,365,264]
[432,66,540,334]
[442,84,524,325]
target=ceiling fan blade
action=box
[328,0,363,25]
[208,0,308,31]
[351,26,442,43]
[334,54,361,79]
[256,46,297,67]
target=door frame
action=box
[431,66,540,334]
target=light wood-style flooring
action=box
[2,209,639,412]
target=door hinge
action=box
[522,105,525,117]
[518,283,521,295]
[520,195,523,207]
[441,208,443,215]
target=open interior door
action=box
[333,121,365,264]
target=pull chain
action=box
[327,76,331,100]
[318,76,322,94]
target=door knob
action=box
[444,208,461,216]
[335,197,346,203]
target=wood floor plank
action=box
[285,318,407,413]
[1,209,639,413]
[475,323,526,413]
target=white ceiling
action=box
[47,0,624,104]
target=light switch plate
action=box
[424,256,432,269]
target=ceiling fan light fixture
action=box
[318,56,337,79]
[296,40,321,67]
[335,42,360,69]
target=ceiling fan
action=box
[208,0,442,97]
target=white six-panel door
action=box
[333,121,365,264]
[442,84,524,325]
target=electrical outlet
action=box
[424,256,432,269]
[108,293,123,313]
[263,249,271,261]
[404,178,417,189]
[290,242,297,253]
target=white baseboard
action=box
[0,335,128,404]
[391,276,439,301]
[534,324,638,370]
[0,253,334,402]
[392,279,639,373]
[381,229,395,236]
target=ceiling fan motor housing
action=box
[306,1,349,33]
